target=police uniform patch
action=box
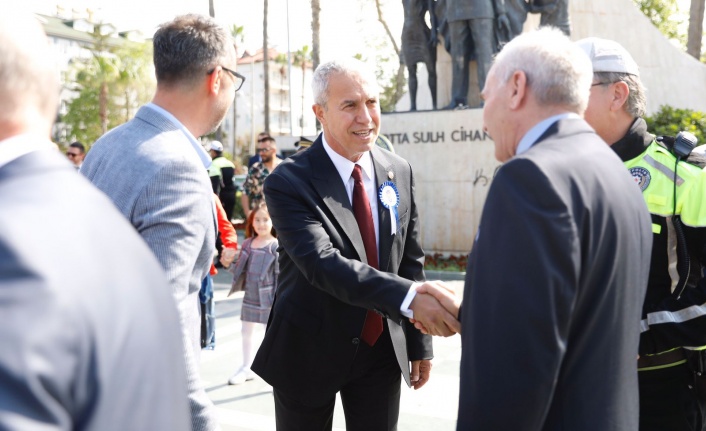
[629,167,651,191]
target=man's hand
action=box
[219,247,237,267]
[410,359,432,390]
[409,281,461,336]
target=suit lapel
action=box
[372,147,394,271]
[309,140,368,264]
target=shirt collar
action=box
[516,112,580,156]
[144,102,212,169]
[322,134,374,183]
[0,133,58,169]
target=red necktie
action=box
[351,165,383,346]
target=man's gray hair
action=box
[312,58,379,108]
[593,71,647,118]
[0,10,59,125]
[491,27,593,114]
[153,14,234,87]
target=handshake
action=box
[408,281,462,337]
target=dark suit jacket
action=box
[0,148,190,430]
[252,137,432,405]
[457,118,652,430]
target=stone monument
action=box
[390,0,706,254]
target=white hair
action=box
[0,9,59,125]
[492,27,593,114]
[311,58,379,108]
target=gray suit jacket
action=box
[457,118,652,430]
[81,106,218,430]
[0,148,190,430]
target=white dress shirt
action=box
[321,135,417,318]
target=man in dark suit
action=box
[0,9,190,430]
[423,28,653,430]
[252,58,459,430]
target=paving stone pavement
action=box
[199,272,463,430]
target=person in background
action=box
[225,202,278,385]
[66,141,85,170]
[579,36,706,431]
[0,9,190,430]
[80,14,244,431]
[208,140,237,222]
[241,135,281,218]
[248,131,270,168]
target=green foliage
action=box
[644,105,706,143]
[632,0,685,46]
[62,27,154,147]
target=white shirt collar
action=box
[321,134,374,187]
[0,133,58,169]
[144,102,212,169]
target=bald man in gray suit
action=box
[0,9,189,430]
[81,14,243,431]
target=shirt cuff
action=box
[400,282,422,319]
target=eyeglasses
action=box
[591,82,612,87]
[66,152,81,158]
[208,66,245,92]
[256,147,273,153]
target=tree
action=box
[374,0,406,111]
[311,0,321,71]
[633,0,681,42]
[63,32,153,146]
[292,45,312,136]
[311,0,321,132]
[231,24,245,157]
[687,0,705,59]
[263,0,270,133]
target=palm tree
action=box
[292,45,312,136]
[311,0,321,72]
[89,24,121,136]
[263,0,270,133]
[231,24,245,157]
[687,0,705,60]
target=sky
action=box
[24,0,405,61]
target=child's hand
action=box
[220,247,237,267]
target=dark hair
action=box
[245,202,276,238]
[152,14,233,86]
[69,141,85,154]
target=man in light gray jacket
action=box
[0,9,190,431]
[82,14,243,431]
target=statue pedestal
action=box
[383,109,497,253]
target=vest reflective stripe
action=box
[665,216,679,293]
[624,141,706,227]
[643,154,684,185]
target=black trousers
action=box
[273,324,401,431]
[639,362,703,431]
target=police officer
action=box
[579,37,706,431]
[207,140,237,221]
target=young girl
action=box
[226,202,278,385]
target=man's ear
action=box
[610,81,630,113]
[508,70,527,110]
[312,104,325,126]
[207,67,222,95]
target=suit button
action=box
[351,337,360,345]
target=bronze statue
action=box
[401,0,438,111]
[443,0,510,109]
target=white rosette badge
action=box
[378,180,400,235]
